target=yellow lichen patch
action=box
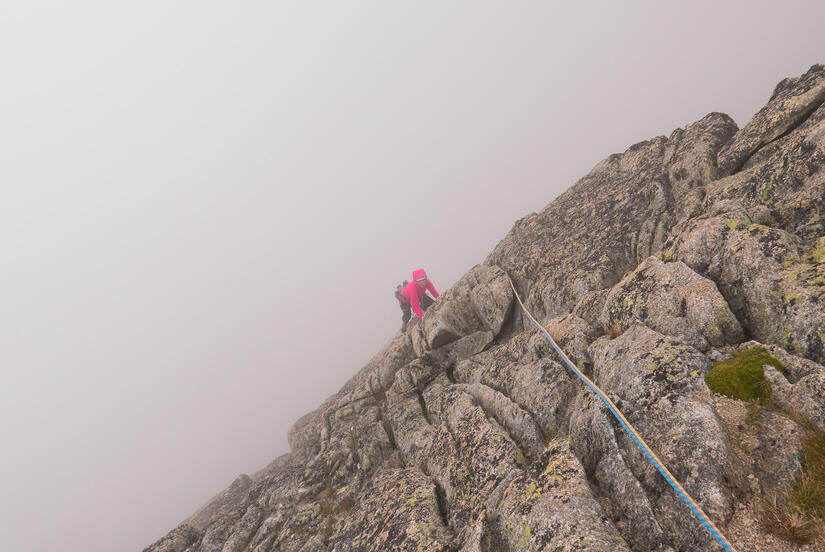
[785,291,803,305]
[519,523,532,547]
[545,474,564,488]
[813,237,825,264]
[759,178,777,205]
[524,483,543,500]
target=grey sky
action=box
[1,2,823,551]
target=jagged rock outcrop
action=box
[717,64,825,178]
[486,111,739,324]
[146,64,825,552]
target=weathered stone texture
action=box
[146,65,825,552]
[486,112,738,324]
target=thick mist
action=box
[2,2,824,551]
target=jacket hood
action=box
[412,269,427,282]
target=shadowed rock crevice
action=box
[417,389,434,425]
[379,405,399,451]
[746,97,824,165]
[433,480,452,531]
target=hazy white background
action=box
[1,2,824,551]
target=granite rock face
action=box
[598,257,744,352]
[146,65,825,552]
[486,111,739,323]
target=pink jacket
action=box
[402,269,439,319]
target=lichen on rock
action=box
[145,64,825,552]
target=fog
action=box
[1,2,824,551]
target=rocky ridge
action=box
[146,64,825,552]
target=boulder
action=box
[673,217,825,363]
[599,256,744,351]
[423,264,513,349]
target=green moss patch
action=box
[704,347,784,402]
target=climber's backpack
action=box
[395,280,409,303]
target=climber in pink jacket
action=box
[395,269,439,331]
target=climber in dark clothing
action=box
[395,269,439,332]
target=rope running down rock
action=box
[506,275,738,552]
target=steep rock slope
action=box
[146,64,825,552]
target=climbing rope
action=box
[506,277,738,552]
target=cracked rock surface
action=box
[146,64,825,552]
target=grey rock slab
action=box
[599,256,744,351]
[588,325,748,549]
[766,365,825,434]
[718,64,825,176]
[673,217,825,363]
[569,395,667,551]
[423,265,514,349]
[492,441,632,552]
